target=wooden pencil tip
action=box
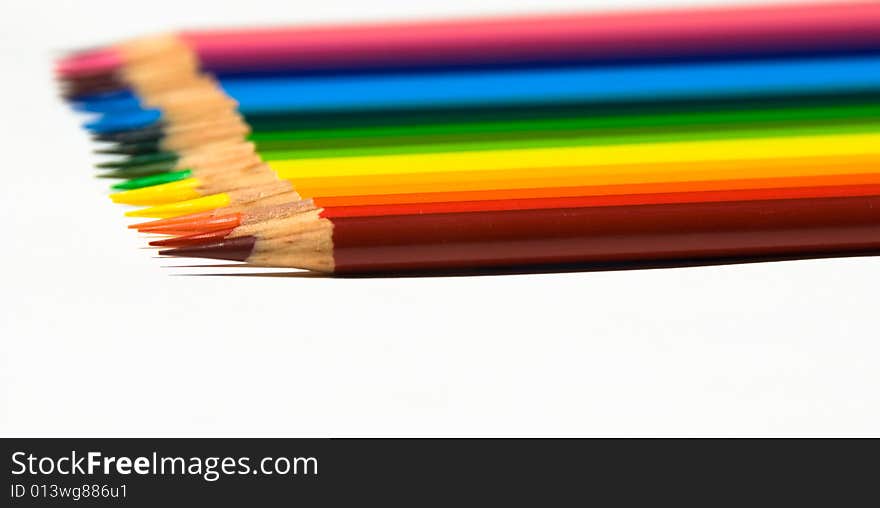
[159,236,257,262]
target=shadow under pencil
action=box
[168,250,880,279]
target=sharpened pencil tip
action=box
[161,213,243,234]
[91,125,164,144]
[129,211,217,232]
[93,143,160,156]
[149,228,236,248]
[159,236,257,262]
[123,193,231,219]
[96,152,177,171]
[110,170,193,191]
[110,178,202,205]
[96,160,125,169]
[55,48,123,78]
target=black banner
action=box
[2,439,876,505]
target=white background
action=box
[1,0,878,437]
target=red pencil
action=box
[159,194,880,274]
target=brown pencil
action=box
[159,194,880,274]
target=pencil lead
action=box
[95,151,177,170]
[129,211,218,232]
[92,125,164,144]
[158,213,242,234]
[96,165,178,180]
[68,88,134,104]
[159,236,257,262]
[60,78,127,101]
[74,96,142,114]
[134,213,241,236]
[111,170,193,190]
[110,178,201,205]
[125,193,231,219]
[95,160,123,169]
[55,48,122,78]
[149,228,236,248]
[94,141,161,156]
[84,109,162,134]
[95,160,178,175]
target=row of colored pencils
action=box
[58,1,880,275]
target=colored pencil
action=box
[110,132,880,214]
[58,2,880,85]
[106,120,880,190]
[93,93,880,152]
[82,55,880,134]
[157,194,880,273]
[145,181,880,250]
[53,2,880,274]
[130,170,880,237]
[118,154,880,219]
[102,101,880,184]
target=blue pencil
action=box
[84,55,880,133]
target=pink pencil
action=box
[58,1,880,78]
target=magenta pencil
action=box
[58,2,880,78]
